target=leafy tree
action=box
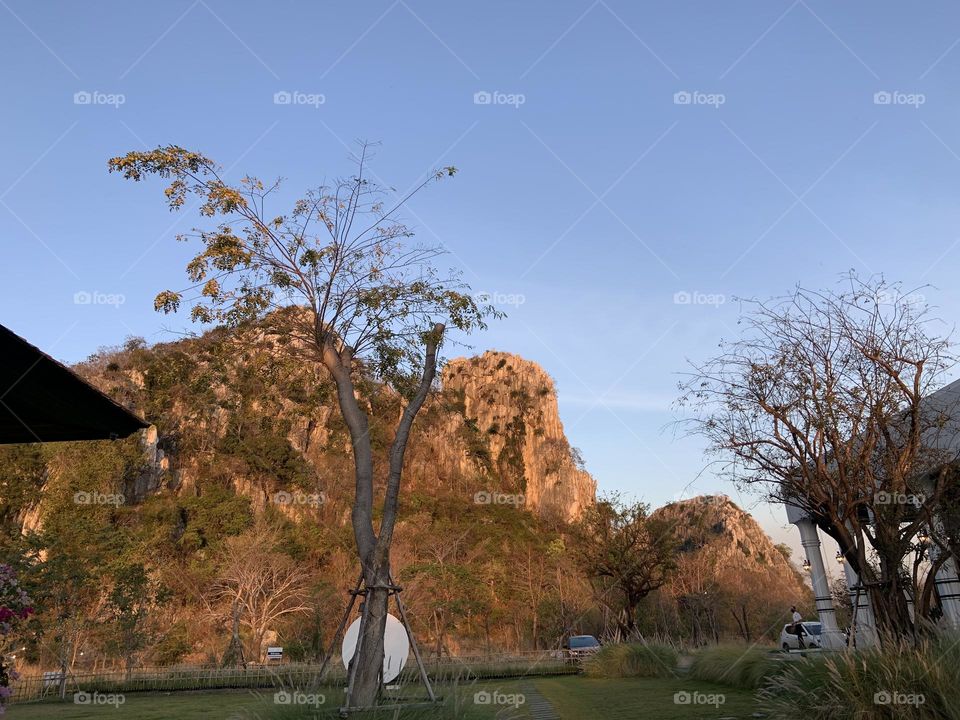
[104,563,165,679]
[401,560,483,658]
[0,564,32,715]
[573,494,678,637]
[110,143,494,704]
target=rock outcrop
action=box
[441,352,596,521]
[654,495,806,586]
[70,330,596,524]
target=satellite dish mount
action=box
[318,571,436,714]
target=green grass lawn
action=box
[532,676,761,719]
[9,677,759,719]
[7,681,526,719]
[9,689,265,719]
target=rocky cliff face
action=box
[441,352,596,521]
[653,495,810,601]
[72,331,596,524]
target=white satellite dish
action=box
[341,613,410,684]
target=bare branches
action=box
[678,273,957,635]
[109,142,496,388]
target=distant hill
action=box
[649,495,813,644]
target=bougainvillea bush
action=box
[0,565,32,714]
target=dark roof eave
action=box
[0,323,149,444]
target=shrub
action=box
[759,634,960,720]
[688,645,785,689]
[583,643,678,679]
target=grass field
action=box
[9,677,760,719]
[533,676,760,719]
[8,681,525,719]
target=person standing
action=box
[790,606,806,649]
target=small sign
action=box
[266,647,283,662]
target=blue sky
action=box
[3,0,960,564]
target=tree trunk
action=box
[350,564,390,706]
[870,575,915,641]
[320,323,444,709]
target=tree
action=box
[211,524,311,662]
[110,143,493,704]
[104,563,165,679]
[573,494,678,638]
[0,564,32,715]
[679,274,957,640]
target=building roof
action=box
[0,323,149,444]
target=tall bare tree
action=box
[212,525,311,662]
[679,274,958,639]
[109,144,493,704]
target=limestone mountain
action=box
[2,324,601,662]
[68,327,596,525]
[441,352,596,521]
[648,495,813,643]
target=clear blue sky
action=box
[3,0,960,562]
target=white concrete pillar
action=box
[796,519,844,649]
[841,558,877,648]
[929,517,960,629]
